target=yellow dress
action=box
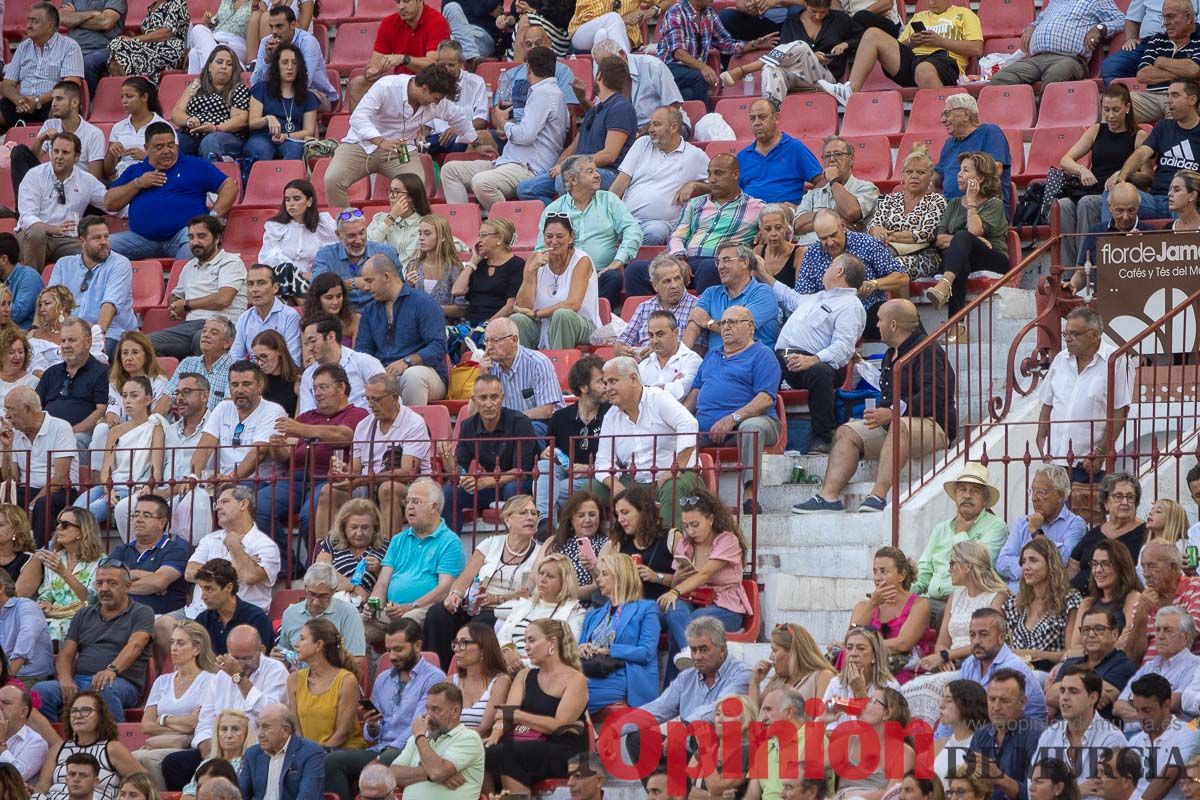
[296,668,367,749]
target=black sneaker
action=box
[858,495,887,513]
[742,498,762,515]
[792,496,845,514]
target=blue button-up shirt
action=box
[795,231,904,311]
[959,645,1047,722]
[231,298,303,364]
[0,596,54,679]
[1126,0,1200,39]
[996,504,1088,592]
[366,657,446,751]
[49,252,139,341]
[6,264,43,329]
[1029,0,1124,59]
[249,28,339,101]
[311,242,400,311]
[640,653,752,724]
[356,284,448,384]
[969,719,1046,800]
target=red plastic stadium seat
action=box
[211,160,243,202]
[476,59,519,91]
[158,73,196,118]
[713,98,757,139]
[118,723,148,751]
[223,208,275,262]
[978,83,1035,130]
[977,0,1033,39]
[844,136,892,185]
[430,203,482,249]
[620,295,652,322]
[310,158,370,206]
[839,91,904,138]
[330,21,381,75]
[681,100,707,136]
[1019,126,1086,183]
[726,580,762,643]
[906,87,969,134]
[269,589,304,624]
[4,126,37,148]
[311,22,331,59]
[354,0,397,20]
[411,404,451,441]
[561,55,594,99]
[488,200,544,249]
[129,260,165,313]
[3,0,34,40]
[722,51,765,97]
[242,161,306,207]
[780,93,838,138]
[983,37,1023,58]
[544,350,582,393]
[318,0,355,25]
[88,76,127,123]
[913,0,966,10]
[141,307,173,333]
[1004,128,1025,178]
[1037,80,1100,128]
[896,132,947,166]
[157,356,179,377]
[324,114,351,142]
[703,140,749,158]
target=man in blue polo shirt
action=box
[104,122,239,261]
[108,495,191,615]
[370,478,465,627]
[736,99,823,205]
[684,241,780,353]
[312,210,401,311]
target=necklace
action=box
[504,535,534,560]
[281,96,295,133]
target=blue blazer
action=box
[239,735,325,800]
[580,599,660,707]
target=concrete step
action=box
[758,481,879,514]
[761,453,878,486]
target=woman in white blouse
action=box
[0,326,38,406]
[366,173,436,267]
[511,216,600,349]
[259,178,337,276]
[29,286,107,375]
[497,552,585,674]
[425,494,540,669]
[132,620,220,788]
[103,77,171,181]
[90,331,170,472]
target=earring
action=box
[549,648,556,656]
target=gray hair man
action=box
[995,464,1086,591]
[614,254,698,356]
[591,40,686,131]
[639,616,751,724]
[276,562,367,659]
[358,763,399,800]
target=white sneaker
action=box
[818,79,853,107]
[674,647,693,672]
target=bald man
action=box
[1071,182,1153,292]
[794,298,957,514]
[624,153,765,297]
[240,703,325,800]
[734,99,824,205]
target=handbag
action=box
[581,653,623,678]
[888,241,930,257]
[682,587,715,607]
[448,362,479,400]
[510,724,547,741]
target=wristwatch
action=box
[732,412,743,424]
[403,356,416,367]
[402,54,411,66]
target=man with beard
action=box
[955,609,1046,723]
[389,682,485,800]
[33,560,154,722]
[148,215,248,359]
[324,618,445,800]
[187,359,289,489]
[48,216,138,356]
[15,132,106,269]
[34,316,108,449]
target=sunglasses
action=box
[337,209,365,222]
[232,422,245,447]
[54,179,66,205]
[679,496,701,508]
[79,269,94,294]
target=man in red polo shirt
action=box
[1127,540,1200,664]
[349,0,451,107]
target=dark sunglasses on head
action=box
[679,496,700,508]
[337,209,365,222]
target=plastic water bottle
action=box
[350,558,368,587]
[467,576,483,615]
[554,448,571,470]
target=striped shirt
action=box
[1028,0,1124,58]
[162,353,233,409]
[669,191,764,259]
[618,294,699,346]
[657,0,743,64]
[5,33,85,97]
[1138,32,1200,92]
[487,346,566,413]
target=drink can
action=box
[1188,545,1199,570]
[394,142,410,164]
[791,466,805,484]
[367,597,381,619]
[630,554,642,567]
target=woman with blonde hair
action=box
[1147,499,1191,549]
[484,618,589,795]
[579,552,659,713]
[179,709,251,800]
[750,622,837,708]
[92,331,168,476]
[35,507,103,642]
[315,497,387,605]
[691,693,758,800]
[901,539,1008,724]
[0,503,42,597]
[29,287,106,374]
[133,620,220,787]
[0,325,37,404]
[1004,536,1081,674]
[286,617,366,749]
[947,764,993,800]
[850,546,931,683]
[410,214,469,320]
[1170,169,1200,231]
[497,553,585,672]
[116,772,160,800]
[823,626,898,725]
[452,217,525,326]
[867,144,948,280]
[833,687,914,799]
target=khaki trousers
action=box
[323,142,427,209]
[440,160,533,210]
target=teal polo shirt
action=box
[381,521,466,604]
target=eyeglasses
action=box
[386,189,408,198]
[337,209,364,222]
[305,590,333,602]
[451,639,475,650]
[1079,625,1111,636]
[947,791,973,799]
[232,422,246,447]
[1089,559,1113,571]
[823,151,851,161]
[718,319,753,328]
[69,707,96,717]
[53,179,66,205]
[679,496,700,508]
[483,334,517,345]
[1108,493,1137,503]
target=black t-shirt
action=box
[467,255,525,323]
[778,8,860,80]
[455,408,537,473]
[36,356,109,427]
[264,373,298,417]
[547,402,610,464]
[1069,523,1148,595]
[1146,118,1200,194]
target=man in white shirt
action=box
[325,65,481,208]
[189,360,289,484]
[161,624,288,791]
[609,105,709,245]
[0,686,47,781]
[1036,307,1134,492]
[592,39,686,131]
[441,47,568,212]
[637,310,702,401]
[425,40,488,156]
[182,485,281,619]
[758,251,867,454]
[16,132,107,270]
[1034,665,1128,798]
[22,80,105,178]
[231,264,302,364]
[149,215,248,359]
[1126,673,1196,800]
[298,316,385,414]
[1119,606,1200,721]
[591,355,699,527]
[0,386,77,546]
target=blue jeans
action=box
[243,131,306,163]
[83,48,110,94]
[74,485,131,524]
[110,226,193,260]
[1101,41,1146,84]
[663,600,743,682]
[1101,189,1174,224]
[668,62,711,103]
[443,477,532,530]
[514,166,619,206]
[177,130,245,160]
[533,458,592,523]
[35,673,142,722]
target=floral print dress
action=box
[108,0,191,80]
[37,555,99,642]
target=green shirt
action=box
[937,196,1009,254]
[911,510,1009,599]
[535,189,643,269]
[395,723,485,800]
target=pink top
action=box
[672,530,752,615]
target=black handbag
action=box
[581,654,623,678]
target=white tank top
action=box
[532,248,600,348]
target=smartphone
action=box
[360,698,378,714]
[578,536,596,563]
[909,20,926,32]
